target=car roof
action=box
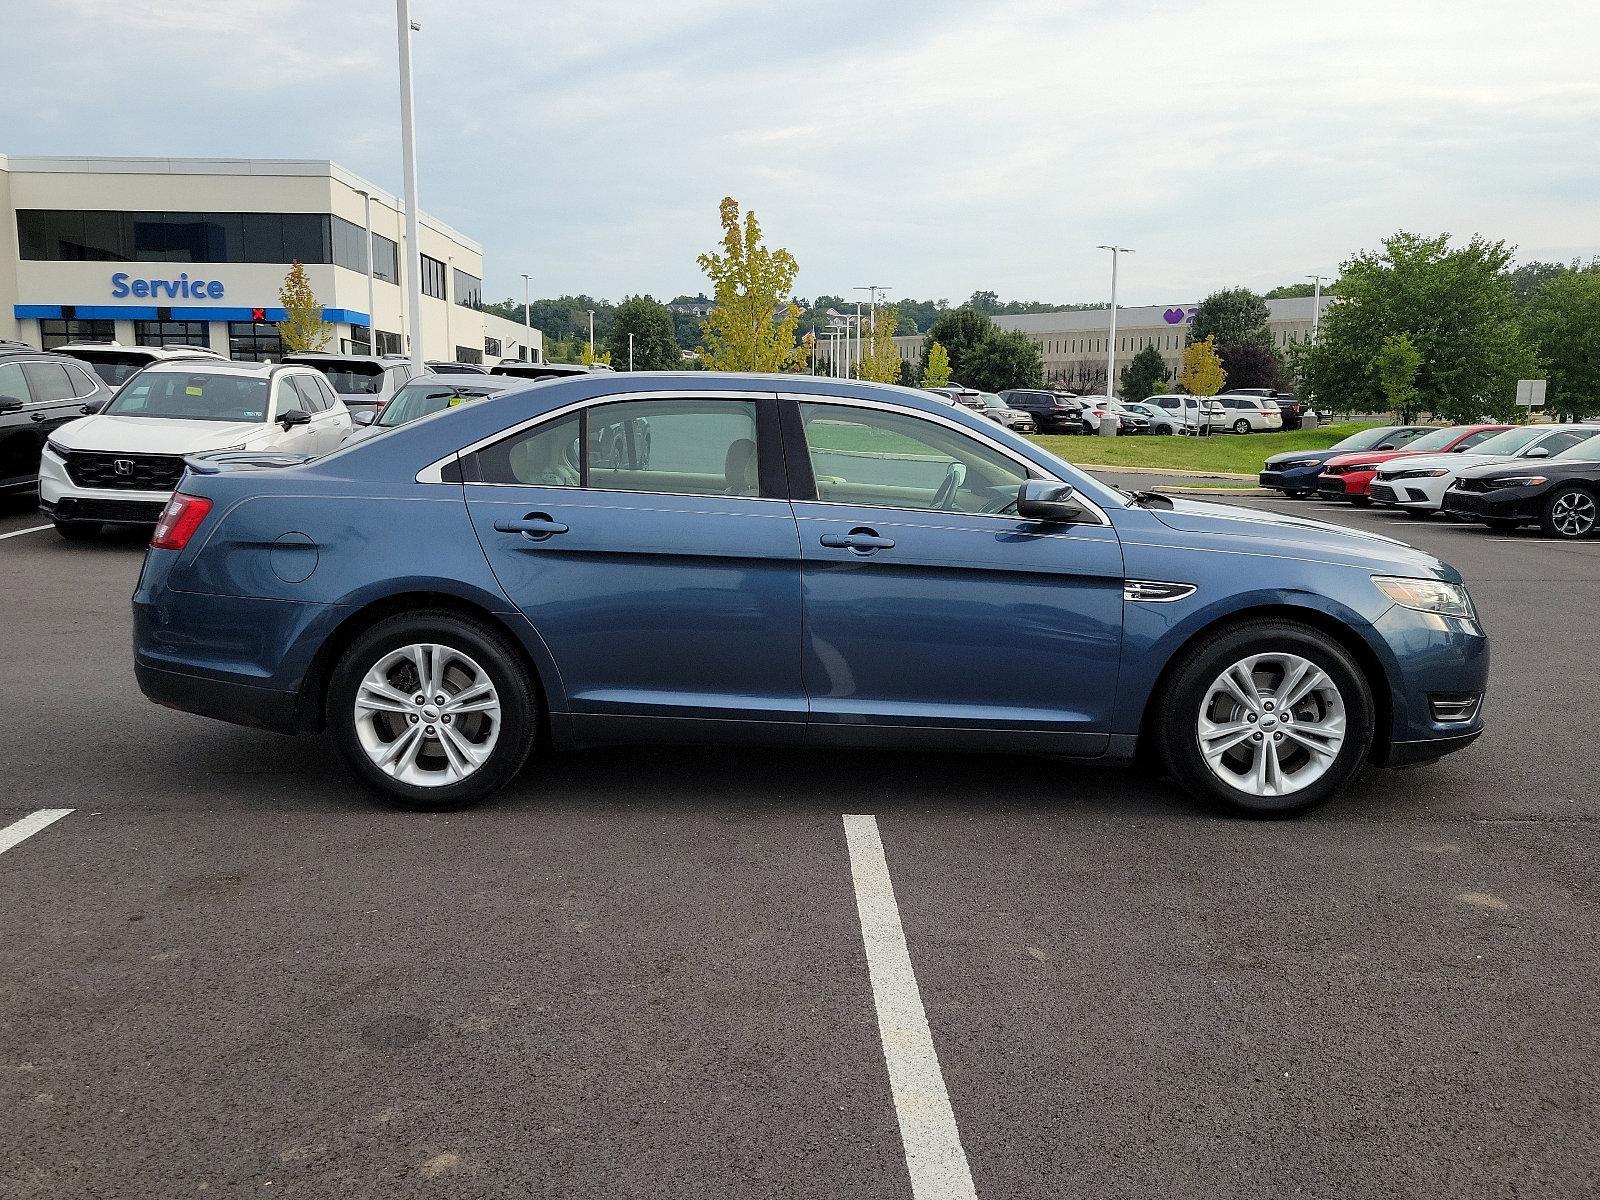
[399,373,516,391]
[281,352,396,366]
[54,342,223,358]
[139,359,302,378]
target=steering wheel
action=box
[931,461,967,511]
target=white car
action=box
[39,360,350,538]
[1371,424,1600,515]
[280,353,417,422]
[1145,393,1227,435]
[1214,392,1284,433]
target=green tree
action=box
[922,341,952,386]
[696,197,805,372]
[1189,287,1273,351]
[1524,271,1600,419]
[276,261,332,352]
[1178,336,1226,396]
[897,359,919,387]
[579,342,612,367]
[967,289,1001,314]
[964,329,1043,392]
[918,308,994,383]
[1302,232,1537,422]
[1119,343,1170,401]
[858,305,904,383]
[606,295,681,371]
[1374,333,1424,422]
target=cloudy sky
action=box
[6,0,1598,308]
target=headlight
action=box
[1372,575,1476,621]
[1282,458,1321,468]
[1389,467,1450,480]
[44,438,68,457]
[1487,475,1546,488]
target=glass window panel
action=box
[281,213,331,264]
[227,321,283,362]
[80,210,132,260]
[452,269,482,309]
[241,212,284,262]
[473,413,582,487]
[371,234,399,284]
[22,362,76,402]
[587,399,760,498]
[203,212,244,260]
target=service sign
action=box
[110,271,225,300]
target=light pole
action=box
[444,254,453,362]
[353,188,376,355]
[587,310,595,362]
[395,0,424,372]
[854,285,891,334]
[1306,273,1329,341]
[1097,245,1133,398]
[520,272,532,362]
[628,332,634,371]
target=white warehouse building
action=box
[0,154,540,365]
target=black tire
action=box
[1154,620,1374,817]
[1482,518,1520,532]
[1286,490,1313,499]
[1152,425,1173,436]
[1538,484,1598,539]
[53,520,101,541]
[327,610,538,810]
[1233,418,1251,435]
[1348,495,1372,508]
[1402,507,1432,518]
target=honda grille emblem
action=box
[113,458,135,475]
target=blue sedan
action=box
[134,373,1488,815]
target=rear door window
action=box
[21,362,76,402]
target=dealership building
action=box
[0,154,539,364]
[895,295,1332,390]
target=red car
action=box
[1316,424,1512,505]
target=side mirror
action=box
[350,408,377,426]
[0,396,24,414]
[279,408,311,429]
[80,398,106,415]
[1525,445,1550,459]
[1017,479,1087,523]
[1376,442,1396,451]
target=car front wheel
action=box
[1155,620,1374,816]
[1539,485,1598,539]
[328,610,538,809]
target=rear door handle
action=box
[493,513,569,540]
[820,528,895,552]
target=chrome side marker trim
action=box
[1124,579,1197,603]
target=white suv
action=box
[281,353,417,421]
[54,341,225,389]
[1214,392,1284,433]
[1145,393,1227,435]
[40,361,350,538]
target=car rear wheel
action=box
[1151,425,1173,436]
[328,610,538,809]
[1155,621,1374,816]
[1539,485,1598,539]
[53,520,101,541]
[1232,418,1251,434]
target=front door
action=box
[785,397,1125,754]
[463,393,806,742]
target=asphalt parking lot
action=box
[2,491,1597,1200]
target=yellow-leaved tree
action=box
[696,197,806,372]
[857,305,903,383]
[922,340,952,387]
[1178,334,1226,396]
[580,342,612,367]
[276,260,332,352]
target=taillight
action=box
[151,492,213,550]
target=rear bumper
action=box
[135,661,300,733]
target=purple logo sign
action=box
[1163,307,1191,325]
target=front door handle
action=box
[493,513,569,540]
[31,412,46,422]
[820,527,895,553]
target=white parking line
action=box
[843,814,978,1200]
[0,524,51,542]
[0,808,73,855]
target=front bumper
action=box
[1372,475,1449,510]
[1317,472,1363,498]
[39,447,171,524]
[1259,465,1323,492]
[1372,602,1490,761]
[1442,485,1544,523]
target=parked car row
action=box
[1261,422,1600,539]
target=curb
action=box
[1080,464,1256,482]
[1153,485,1273,496]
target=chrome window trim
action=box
[416,389,771,484]
[781,390,1112,527]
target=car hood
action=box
[51,414,273,454]
[1454,457,1600,481]
[1377,452,1519,476]
[1148,497,1455,578]
[1263,448,1339,468]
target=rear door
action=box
[783,395,1125,753]
[462,392,807,741]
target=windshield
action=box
[378,383,498,427]
[975,393,1003,409]
[1555,436,1600,462]
[1467,427,1547,456]
[1402,427,1469,453]
[1330,426,1405,452]
[307,363,384,394]
[104,371,267,422]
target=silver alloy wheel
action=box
[353,643,502,788]
[1197,652,1346,798]
[1550,489,1597,537]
